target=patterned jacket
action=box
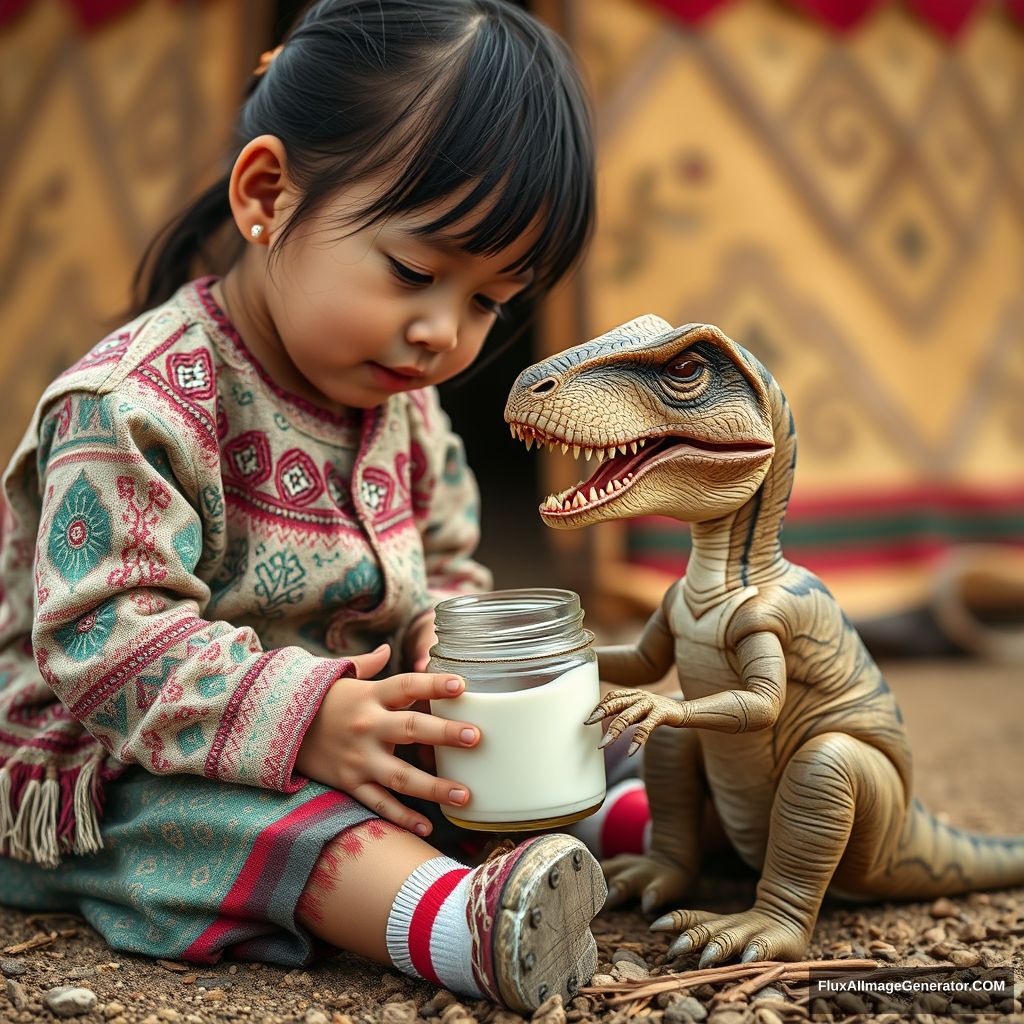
[0,278,491,866]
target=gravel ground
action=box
[1,658,1021,1024]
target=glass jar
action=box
[428,588,606,831]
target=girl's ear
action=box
[227,135,297,245]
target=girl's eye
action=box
[388,257,433,286]
[475,295,506,319]
[664,358,704,383]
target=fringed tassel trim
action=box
[0,755,105,868]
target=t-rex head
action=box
[504,317,792,529]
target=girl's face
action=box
[260,180,537,410]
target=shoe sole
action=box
[491,835,607,1013]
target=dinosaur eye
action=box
[664,358,704,384]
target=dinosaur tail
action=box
[878,798,1024,899]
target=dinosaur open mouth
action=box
[508,423,772,517]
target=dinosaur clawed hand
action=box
[602,851,694,914]
[585,690,688,755]
[650,907,811,968]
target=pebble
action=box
[665,995,708,1022]
[611,948,648,967]
[754,1009,784,1024]
[65,966,96,980]
[156,1010,180,1022]
[196,974,234,989]
[707,1010,748,1024]
[531,993,567,1024]
[304,1011,329,1024]
[929,897,958,919]
[868,940,898,962]
[421,991,457,1015]
[492,1013,527,1024]
[921,925,945,943]
[202,988,226,1002]
[913,992,949,1014]
[381,1000,417,1024]
[589,973,616,986]
[612,960,650,981]
[103,1002,126,1018]
[949,948,982,967]
[5,978,28,1009]
[44,986,98,1017]
[0,959,27,978]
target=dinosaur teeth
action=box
[588,487,598,502]
[638,438,646,448]
[584,448,593,462]
[572,445,581,459]
[525,437,534,451]
[594,448,605,463]
[630,441,638,454]
[561,443,569,454]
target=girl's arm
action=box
[31,390,356,794]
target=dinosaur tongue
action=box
[585,437,671,492]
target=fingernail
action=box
[459,728,476,744]
[414,822,429,836]
[449,788,467,804]
[445,678,463,693]
[374,644,388,653]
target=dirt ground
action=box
[1,659,1021,1024]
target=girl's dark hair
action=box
[132,0,594,315]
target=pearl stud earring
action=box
[250,224,265,240]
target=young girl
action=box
[0,0,613,1011]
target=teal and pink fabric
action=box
[0,767,376,965]
[0,277,491,868]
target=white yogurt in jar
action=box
[430,660,606,829]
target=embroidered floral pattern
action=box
[54,600,117,662]
[47,471,113,586]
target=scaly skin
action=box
[504,317,1024,967]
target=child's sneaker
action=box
[466,833,606,1012]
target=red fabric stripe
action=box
[407,868,470,986]
[184,790,352,961]
[788,484,1024,517]
[601,787,650,859]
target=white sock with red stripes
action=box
[385,856,481,996]
[566,778,651,859]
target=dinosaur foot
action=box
[650,907,810,968]
[602,852,694,913]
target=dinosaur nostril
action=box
[530,376,559,395]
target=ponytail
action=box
[130,171,236,317]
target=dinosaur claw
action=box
[667,934,692,956]
[741,944,761,963]
[641,890,659,914]
[650,913,676,932]
[698,941,723,968]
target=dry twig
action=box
[582,958,880,1007]
[3,928,77,954]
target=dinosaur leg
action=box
[654,732,904,966]
[604,721,706,913]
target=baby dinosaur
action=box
[504,317,1024,967]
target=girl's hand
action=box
[404,608,438,672]
[294,643,479,837]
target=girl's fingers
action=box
[379,710,479,749]
[347,644,392,679]
[375,757,471,811]
[350,782,434,838]
[376,672,467,709]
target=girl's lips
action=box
[368,362,425,391]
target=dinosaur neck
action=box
[686,377,795,611]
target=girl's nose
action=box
[406,310,459,353]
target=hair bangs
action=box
[344,7,594,299]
